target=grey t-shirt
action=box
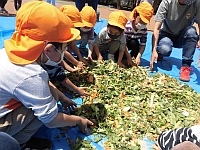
[155,0,200,35]
[93,27,126,51]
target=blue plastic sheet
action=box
[1,16,200,150]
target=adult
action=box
[0,1,93,149]
[0,0,8,14]
[150,0,200,82]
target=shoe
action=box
[21,137,52,150]
[0,8,8,14]
[179,66,191,82]
[157,56,163,61]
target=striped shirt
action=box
[158,125,200,150]
[124,21,147,46]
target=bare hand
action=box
[72,67,82,72]
[87,55,94,62]
[117,61,125,68]
[97,55,103,61]
[76,61,84,68]
[77,87,90,97]
[60,97,77,111]
[77,116,93,133]
[135,56,141,66]
[79,57,88,65]
[150,51,158,70]
[126,56,133,66]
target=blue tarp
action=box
[1,16,200,150]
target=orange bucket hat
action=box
[130,2,154,24]
[80,6,96,28]
[4,1,80,65]
[60,5,85,28]
[108,11,128,29]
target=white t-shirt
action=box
[0,49,58,124]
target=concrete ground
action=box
[4,0,156,32]
[3,0,199,33]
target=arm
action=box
[70,41,87,64]
[150,21,162,69]
[94,45,103,60]
[61,78,90,97]
[135,45,145,66]
[49,81,77,109]
[60,60,81,72]
[117,50,125,68]
[45,113,93,133]
[88,42,94,61]
[64,50,84,68]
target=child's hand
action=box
[117,61,125,68]
[126,56,133,66]
[150,50,158,69]
[60,97,77,111]
[72,67,82,72]
[97,55,103,61]
[79,57,88,65]
[135,56,141,66]
[76,61,84,68]
[77,116,93,133]
[77,87,90,97]
[87,55,94,62]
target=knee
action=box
[157,44,172,56]
[157,38,172,56]
[184,26,199,40]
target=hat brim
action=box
[4,28,81,65]
[108,20,125,29]
[140,15,150,24]
[73,22,86,28]
[82,20,94,28]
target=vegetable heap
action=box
[57,60,200,149]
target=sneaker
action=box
[21,137,52,150]
[0,8,8,14]
[179,66,191,82]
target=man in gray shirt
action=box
[150,0,200,82]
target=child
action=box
[78,6,96,61]
[124,1,154,66]
[41,42,90,97]
[0,2,93,149]
[60,5,88,65]
[93,11,128,68]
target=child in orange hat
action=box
[124,1,154,66]
[78,5,97,61]
[93,11,128,68]
[60,5,87,67]
[0,1,93,149]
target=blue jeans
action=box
[0,132,20,150]
[157,26,199,66]
[75,0,99,11]
[46,0,55,6]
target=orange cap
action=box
[60,5,85,28]
[108,11,128,29]
[4,1,80,65]
[130,2,154,24]
[80,6,96,28]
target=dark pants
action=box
[0,0,8,8]
[75,0,99,11]
[114,38,139,61]
[14,0,22,11]
[0,132,20,150]
[157,26,199,66]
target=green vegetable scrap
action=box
[59,60,200,149]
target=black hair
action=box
[135,11,140,17]
[48,42,63,50]
[107,24,124,33]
